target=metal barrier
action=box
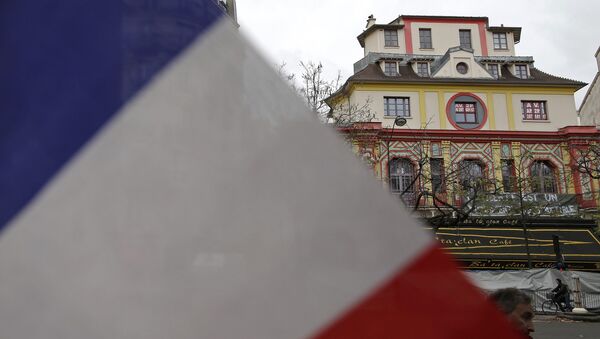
[523,290,600,312]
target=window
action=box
[522,101,547,120]
[416,62,429,77]
[384,30,399,47]
[456,62,469,74]
[430,158,445,193]
[459,160,484,190]
[447,93,487,130]
[493,32,507,49]
[487,64,500,79]
[459,30,472,49]
[384,97,410,117]
[419,28,432,49]
[454,102,477,123]
[501,160,516,192]
[515,64,528,79]
[389,158,416,205]
[581,172,593,200]
[531,161,556,193]
[384,61,398,76]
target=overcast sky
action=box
[235,0,600,107]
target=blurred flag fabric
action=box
[0,1,522,338]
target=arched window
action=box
[459,160,484,189]
[389,158,414,195]
[531,161,556,193]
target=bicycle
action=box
[541,292,572,315]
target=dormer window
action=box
[384,30,399,47]
[416,62,429,77]
[493,32,508,49]
[384,61,399,76]
[459,30,472,49]
[515,64,528,79]
[487,64,500,79]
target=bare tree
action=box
[576,143,600,179]
[329,97,374,127]
[380,132,495,229]
[276,62,298,92]
[298,61,342,120]
[277,60,345,122]
[384,139,576,268]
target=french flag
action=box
[0,1,523,338]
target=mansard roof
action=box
[344,63,586,88]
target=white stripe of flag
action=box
[0,1,523,338]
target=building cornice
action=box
[340,123,600,142]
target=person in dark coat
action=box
[551,278,572,312]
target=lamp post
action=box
[386,116,407,195]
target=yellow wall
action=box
[346,84,578,132]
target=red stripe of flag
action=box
[312,244,524,339]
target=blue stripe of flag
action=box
[0,0,224,231]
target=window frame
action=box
[530,161,557,193]
[384,61,398,76]
[419,28,433,49]
[459,159,485,191]
[430,158,445,193]
[514,64,528,79]
[459,29,472,49]
[456,62,469,74]
[416,62,429,77]
[487,63,500,79]
[521,101,548,121]
[493,32,508,49]
[384,96,411,117]
[384,29,399,47]
[501,159,516,192]
[454,101,478,124]
[389,158,416,206]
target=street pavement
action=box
[534,316,600,338]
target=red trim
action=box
[311,244,524,339]
[478,22,488,56]
[339,124,600,141]
[371,127,600,140]
[445,92,488,130]
[404,22,413,54]
[402,17,488,24]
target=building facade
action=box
[580,46,600,126]
[327,15,600,270]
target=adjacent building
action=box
[327,15,600,271]
[580,46,600,126]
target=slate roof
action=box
[327,62,586,103]
[344,63,586,87]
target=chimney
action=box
[366,15,376,28]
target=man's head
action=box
[489,288,534,338]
